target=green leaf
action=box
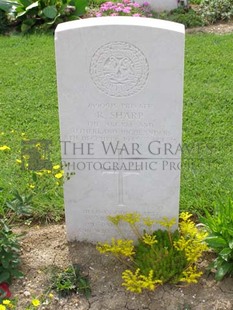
[10,269,24,278]
[205,235,228,248]
[26,1,38,10]
[71,0,87,16]
[42,5,57,19]
[19,0,31,7]
[0,0,19,12]
[219,248,232,261]
[229,239,233,249]
[32,172,37,182]
[215,262,232,281]
[0,271,10,283]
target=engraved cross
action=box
[103,152,139,207]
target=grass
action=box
[0,33,232,221]
[181,34,233,213]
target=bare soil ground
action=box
[11,224,233,310]
[186,20,233,34]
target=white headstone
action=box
[55,17,185,243]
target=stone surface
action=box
[55,17,185,242]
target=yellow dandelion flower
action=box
[53,165,60,170]
[16,159,22,164]
[31,299,40,307]
[29,184,35,189]
[2,300,11,305]
[55,171,64,179]
[41,169,51,174]
[35,172,43,176]
[0,145,10,151]
[0,305,6,310]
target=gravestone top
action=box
[55,17,185,243]
[56,17,184,33]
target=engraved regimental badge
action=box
[90,41,149,98]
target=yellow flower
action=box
[41,169,51,174]
[179,212,192,221]
[142,233,158,246]
[96,238,135,257]
[35,172,43,176]
[157,217,176,229]
[55,171,64,179]
[122,212,141,225]
[0,145,10,151]
[53,165,60,170]
[122,269,162,293]
[48,293,54,299]
[107,214,124,226]
[179,265,203,284]
[29,184,35,189]
[142,217,156,228]
[16,159,22,164]
[0,305,6,310]
[3,300,11,305]
[31,299,40,307]
[21,132,26,136]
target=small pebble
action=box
[23,291,31,297]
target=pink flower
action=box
[111,13,119,15]
[133,13,141,16]
[96,12,102,17]
[143,1,149,6]
[132,2,140,7]
[122,6,131,13]
[115,6,123,11]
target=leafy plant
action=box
[4,190,33,223]
[0,0,19,12]
[51,264,91,298]
[97,212,208,293]
[200,0,233,24]
[0,219,23,286]
[157,7,204,28]
[200,198,233,281]
[14,0,87,32]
